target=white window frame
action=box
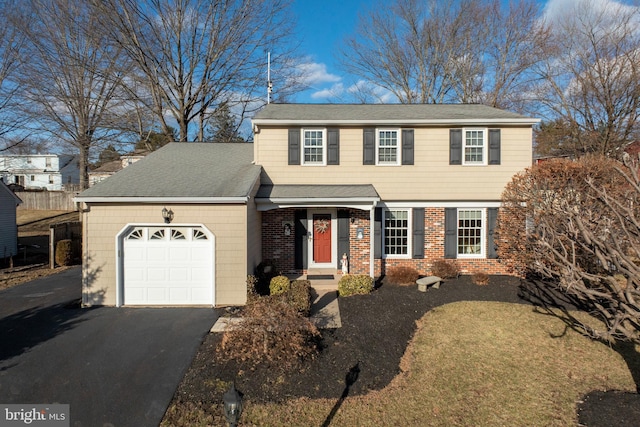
[457,208,486,258]
[382,208,412,258]
[301,128,327,166]
[376,128,401,166]
[462,128,487,166]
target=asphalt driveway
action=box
[0,267,220,426]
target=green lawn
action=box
[163,301,639,426]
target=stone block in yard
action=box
[417,276,442,292]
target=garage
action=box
[121,225,214,306]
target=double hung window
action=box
[383,209,410,257]
[376,129,400,165]
[463,129,487,165]
[302,129,326,165]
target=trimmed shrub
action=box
[286,280,312,316]
[385,266,420,286]
[338,274,374,297]
[217,298,320,369]
[55,239,73,266]
[270,275,291,295]
[255,259,280,295]
[431,259,460,279]
[472,271,490,286]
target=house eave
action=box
[73,196,250,204]
[256,197,380,211]
[252,118,541,127]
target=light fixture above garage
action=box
[162,207,174,224]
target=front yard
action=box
[161,277,640,426]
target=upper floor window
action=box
[463,129,487,165]
[45,157,52,167]
[376,129,400,165]
[302,129,326,165]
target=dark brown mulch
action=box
[172,275,640,425]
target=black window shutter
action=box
[488,129,501,165]
[402,129,414,165]
[337,210,350,268]
[363,128,375,165]
[294,210,307,269]
[327,128,340,165]
[487,207,498,259]
[444,208,457,259]
[412,208,424,259]
[450,129,462,165]
[374,207,382,258]
[288,128,300,165]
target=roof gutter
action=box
[73,196,250,204]
[252,118,541,127]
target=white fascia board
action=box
[252,118,541,127]
[380,201,502,208]
[74,196,249,204]
[256,197,379,211]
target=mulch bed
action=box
[172,275,640,425]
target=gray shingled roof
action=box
[252,103,537,124]
[256,184,380,200]
[77,143,260,200]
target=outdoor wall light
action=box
[223,382,243,427]
[162,207,174,224]
[283,221,292,236]
[356,227,364,240]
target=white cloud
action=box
[311,83,344,100]
[297,61,342,87]
[543,0,640,30]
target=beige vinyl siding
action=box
[82,203,249,306]
[255,126,532,201]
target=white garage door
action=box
[123,226,214,306]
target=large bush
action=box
[338,274,374,297]
[217,298,320,368]
[254,259,280,295]
[496,155,640,343]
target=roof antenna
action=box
[267,51,272,104]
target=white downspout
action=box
[369,204,376,278]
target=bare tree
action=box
[14,0,134,189]
[338,0,549,108]
[95,0,299,142]
[496,156,640,344]
[0,0,27,147]
[533,0,640,158]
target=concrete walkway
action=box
[211,272,343,331]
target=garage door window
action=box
[126,226,209,242]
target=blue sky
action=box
[287,0,635,104]
[291,0,368,103]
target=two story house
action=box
[75,104,537,307]
[0,154,80,191]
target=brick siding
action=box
[262,207,513,277]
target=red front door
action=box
[313,214,332,263]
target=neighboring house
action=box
[0,179,22,260]
[0,154,80,191]
[75,104,538,307]
[88,150,149,187]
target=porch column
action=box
[369,206,375,278]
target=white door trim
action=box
[307,209,337,269]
